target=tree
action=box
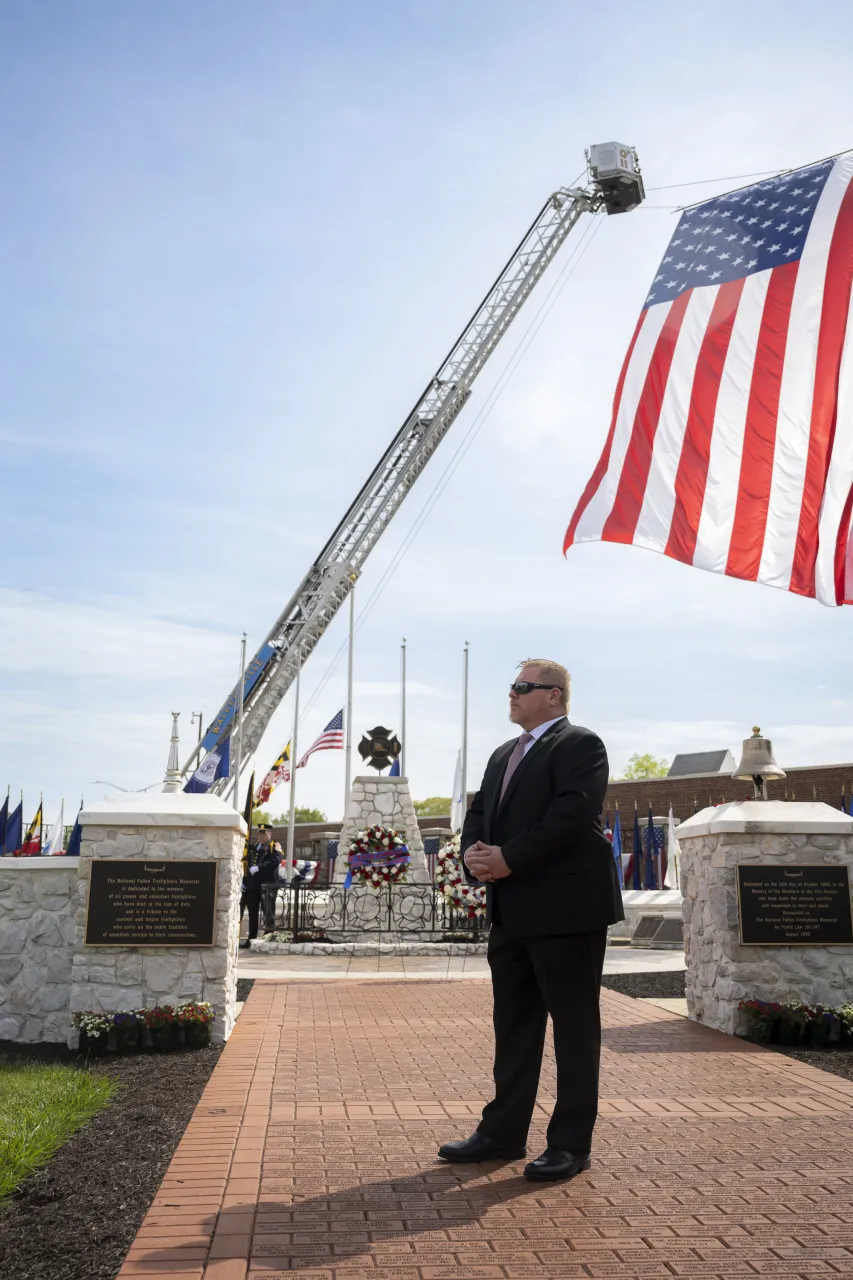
[621,753,669,780]
[251,806,326,826]
[413,796,452,816]
[293,806,327,824]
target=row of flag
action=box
[605,791,853,891]
[604,805,681,892]
[184,709,346,806]
[253,709,344,806]
[0,796,82,858]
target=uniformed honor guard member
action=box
[239,823,283,949]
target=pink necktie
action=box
[499,732,534,803]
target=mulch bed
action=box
[764,1044,853,1081]
[0,1044,222,1280]
[601,969,686,999]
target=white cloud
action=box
[0,588,234,681]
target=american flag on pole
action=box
[565,152,853,606]
[297,710,344,769]
[255,742,291,806]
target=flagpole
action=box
[344,587,355,816]
[285,644,303,883]
[461,641,469,821]
[231,632,247,807]
[400,637,407,778]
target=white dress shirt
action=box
[521,716,566,755]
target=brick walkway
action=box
[118,981,853,1280]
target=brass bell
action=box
[732,726,786,800]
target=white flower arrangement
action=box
[433,833,487,916]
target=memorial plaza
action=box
[113,957,853,1280]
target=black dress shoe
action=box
[239,939,251,949]
[523,1148,591,1181]
[437,1131,526,1163]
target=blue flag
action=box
[185,737,231,794]
[389,757,400,777]
[3,801,22,856]
[631,807,642,889]
[65,818,82,857]
[612,810,623,887]
[644,805,658,889]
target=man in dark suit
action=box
[438,659,623,1181]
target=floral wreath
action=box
[434,833,486,917]
[345,824,409,889]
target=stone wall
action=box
[70,793,245,1045]
[71,825,243,1043]
[0,859,78,1044]
[677,800,853,1035]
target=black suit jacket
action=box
[461,718,624,938]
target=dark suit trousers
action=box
[240,877,263,939]
[477,924,608,1152]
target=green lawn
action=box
[0,1056,116,1203]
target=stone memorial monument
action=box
[677,726,853,1035]
[70,790,246,1044]
[334,726,428,883]
[0,715,246,1046]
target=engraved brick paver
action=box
[117,981,853,1279]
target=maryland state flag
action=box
[21,803,43,856]
[255,743,291,806]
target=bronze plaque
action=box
[85,860,218,947]
[737,864,853,946]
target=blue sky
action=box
[3,1,853,829]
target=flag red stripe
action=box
[563,309,648,551]
[664,279,745,565]
[836,483,853,604]
[790,179,853,597]
[725,264,799,582]
[601,291,693,544]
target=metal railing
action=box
[261,881,487,940]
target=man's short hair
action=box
[518,658,571,714]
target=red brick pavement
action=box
[117,981,853,1279]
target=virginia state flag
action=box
[185,737,231,794]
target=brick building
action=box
[606,761,853,852]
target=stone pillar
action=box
[70,793,245,1044]
[677,800,853,1035]
[335,776,428,883]
[0,858,78,1044]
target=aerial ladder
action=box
[182,144,645,789]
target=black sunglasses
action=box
[510,681,564,696]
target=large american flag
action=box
[565,152,853,606]
[297,710,344,769]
